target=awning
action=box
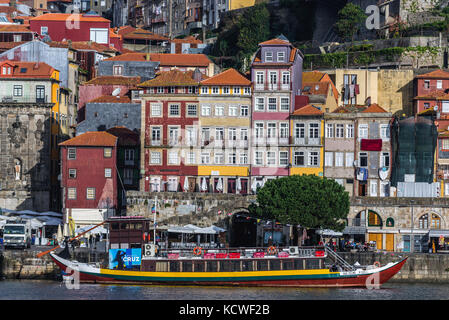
[429,230,449,237]
[316,229,343,237]
[343,226,367,235]
[360,139,382,151]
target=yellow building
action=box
[198,68,252,193]
[289,104,324,177]
[228,0,256,10]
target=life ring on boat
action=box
[373,261,381,268]
[267,246,277,255]
[193,246,203,256]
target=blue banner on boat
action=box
[109,248,142,269]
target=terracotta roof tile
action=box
[122,28,169,41]
[0,60,56,78]
[0,24,33,32]
[171,36,202,44]
[83,76,141,85]
[292,104,324,115]
[106,126,139,146]
[414,90,449,100]
[88,95,132,103]
[105,52,147,61]
[302,71,325,83]
[200,68,250,86]
[302,82,329,95]
[59,131,117,147]
[416,69,449,79]
[259,38,291,46]
[361,103,388,113]
[117,25,136,35]
[48,41,118,53]
[138,69,202,87]
[150,53,211,67]
[31,13,110,23]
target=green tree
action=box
[236,3,270,61]
[248,175,350,231]
[334,3,366,43]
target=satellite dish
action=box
[434,105,439,111]
[112,88,121,96]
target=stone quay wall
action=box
[2,249,449,283]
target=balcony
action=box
[293,136,323,146]
[0,95,51,105]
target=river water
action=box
[0,280,448,300]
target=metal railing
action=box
[325,245,355,271]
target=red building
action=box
[414,70,449,131]
[30,12,111,45]
[59,131,118,227]
[137,69,206,192]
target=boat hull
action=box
[50,253,408,288]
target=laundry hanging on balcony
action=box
[360,139,382,151]
[356,167,368,181]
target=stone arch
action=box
[355,209,383,227]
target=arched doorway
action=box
[229,212,257,247]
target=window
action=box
[68,148,76,160]
[268,98,277,111]
[223,87,230,94]
[169,127,179,145]
[151,104,162,116]
[280,98,289,111]
[295,123,305,138]
[187,152,195,164]
[244,87,251,95]
[443,139,449,150]
[201,105,211,116]
[201,86,208,94]
[424,80,430,89]
[437,80,443,89]
[308,151,319,166]
[228,153,237,164]
[169,104,180,116]
[442,101,449,113]
[346,124,354,138]
[309,123,319,138]
[240,153,248,164]
[228,128,237,141]
[279,123,289,139]
[13,34,21,42]
[370,180,377,197]
[201,128,210,142]
[267,123,276,138]
[168,151,179,164]
[41,26,48,35]
[67,188,76,200]
[90,28,108,44]
[215,105,224,116]
[282,72,290,85]
[229,105,238,116]
[240,128,248,141]
[214,152,224,164]
[381,152,390,168]
[336,124,344,138]
[294,151,304,166]
[13,85,22,96]
[86,188,95,200]
[125,149,134,162]
[104,148,112,158]
[265,51,273,62]
[233,87,241,94]
[240,105,249,117]
[255,151,263,165]
[269,72,277,86]
[212,87,219,94]
[151,127,161,144]
[358,124,368,139]
[380,124,390,140]
[113,65,123,75]
[267,151,276,165]
[345,152,354,167]
[277,51,285,62]
[279,151,288,166]
[325,152,333,167]
[256,97,264,111]
[105,168,112,178]
[335,152,344,167]
[201,152,210,164]
[326,123,334,138]
[256,72,264,85]
[186,127,196,145]
[187,104,197,116]
[215,128,224,141]
[150,152,161,164]
[255,123,264,138]
[157,87,164,94]
[68,168,77,179]
[359,152,368,167]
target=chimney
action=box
[193,67,202,82]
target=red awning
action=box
[361,139,382,151]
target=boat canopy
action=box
[75,224,108,235]
[167,224,225,234]
[316,229,343,237]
